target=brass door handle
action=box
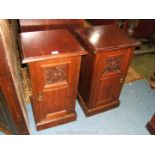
[120,77,124,83]
[37,92,43,101]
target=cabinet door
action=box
[29,56,81,124]
[95,74,123,106]
[91,48,133,107]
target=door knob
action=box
[37,92,43,101]
[120,77,124,83]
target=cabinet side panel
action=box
[0,87,17,134]
[78,50,95,105]
[0,20,30,134]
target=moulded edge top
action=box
[75,25,141,54]
[19,29,87,64]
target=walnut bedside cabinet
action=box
[19,30,87,130]
[74,25,140,117]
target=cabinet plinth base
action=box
[36,112,77,131]
[77,92,120,117]
[30,97,77,131]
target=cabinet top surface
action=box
[19,29,87,64]
[19,19,85,27]
[75,25,140,53]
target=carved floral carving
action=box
[104,56,122,73]
[44,65,67,85]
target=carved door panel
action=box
[92,48,132,107]
[101,48,131,76]
[29,56,81,124]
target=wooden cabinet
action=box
[146,113,155,135]
[132,19,155,38]
[19,29,86,130]
[0,88,17,134]
[0,20,29,134]
[87,19,117,26]
[74,25,139,116]
[19,19,85,32]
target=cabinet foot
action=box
[36,112,77,131]
[146,114,155,135]
[77,92,120,117]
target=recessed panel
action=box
[43,87,67,117]
[96,77,116,106]
[103,55,123,74]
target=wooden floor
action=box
[131,53,155,81]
